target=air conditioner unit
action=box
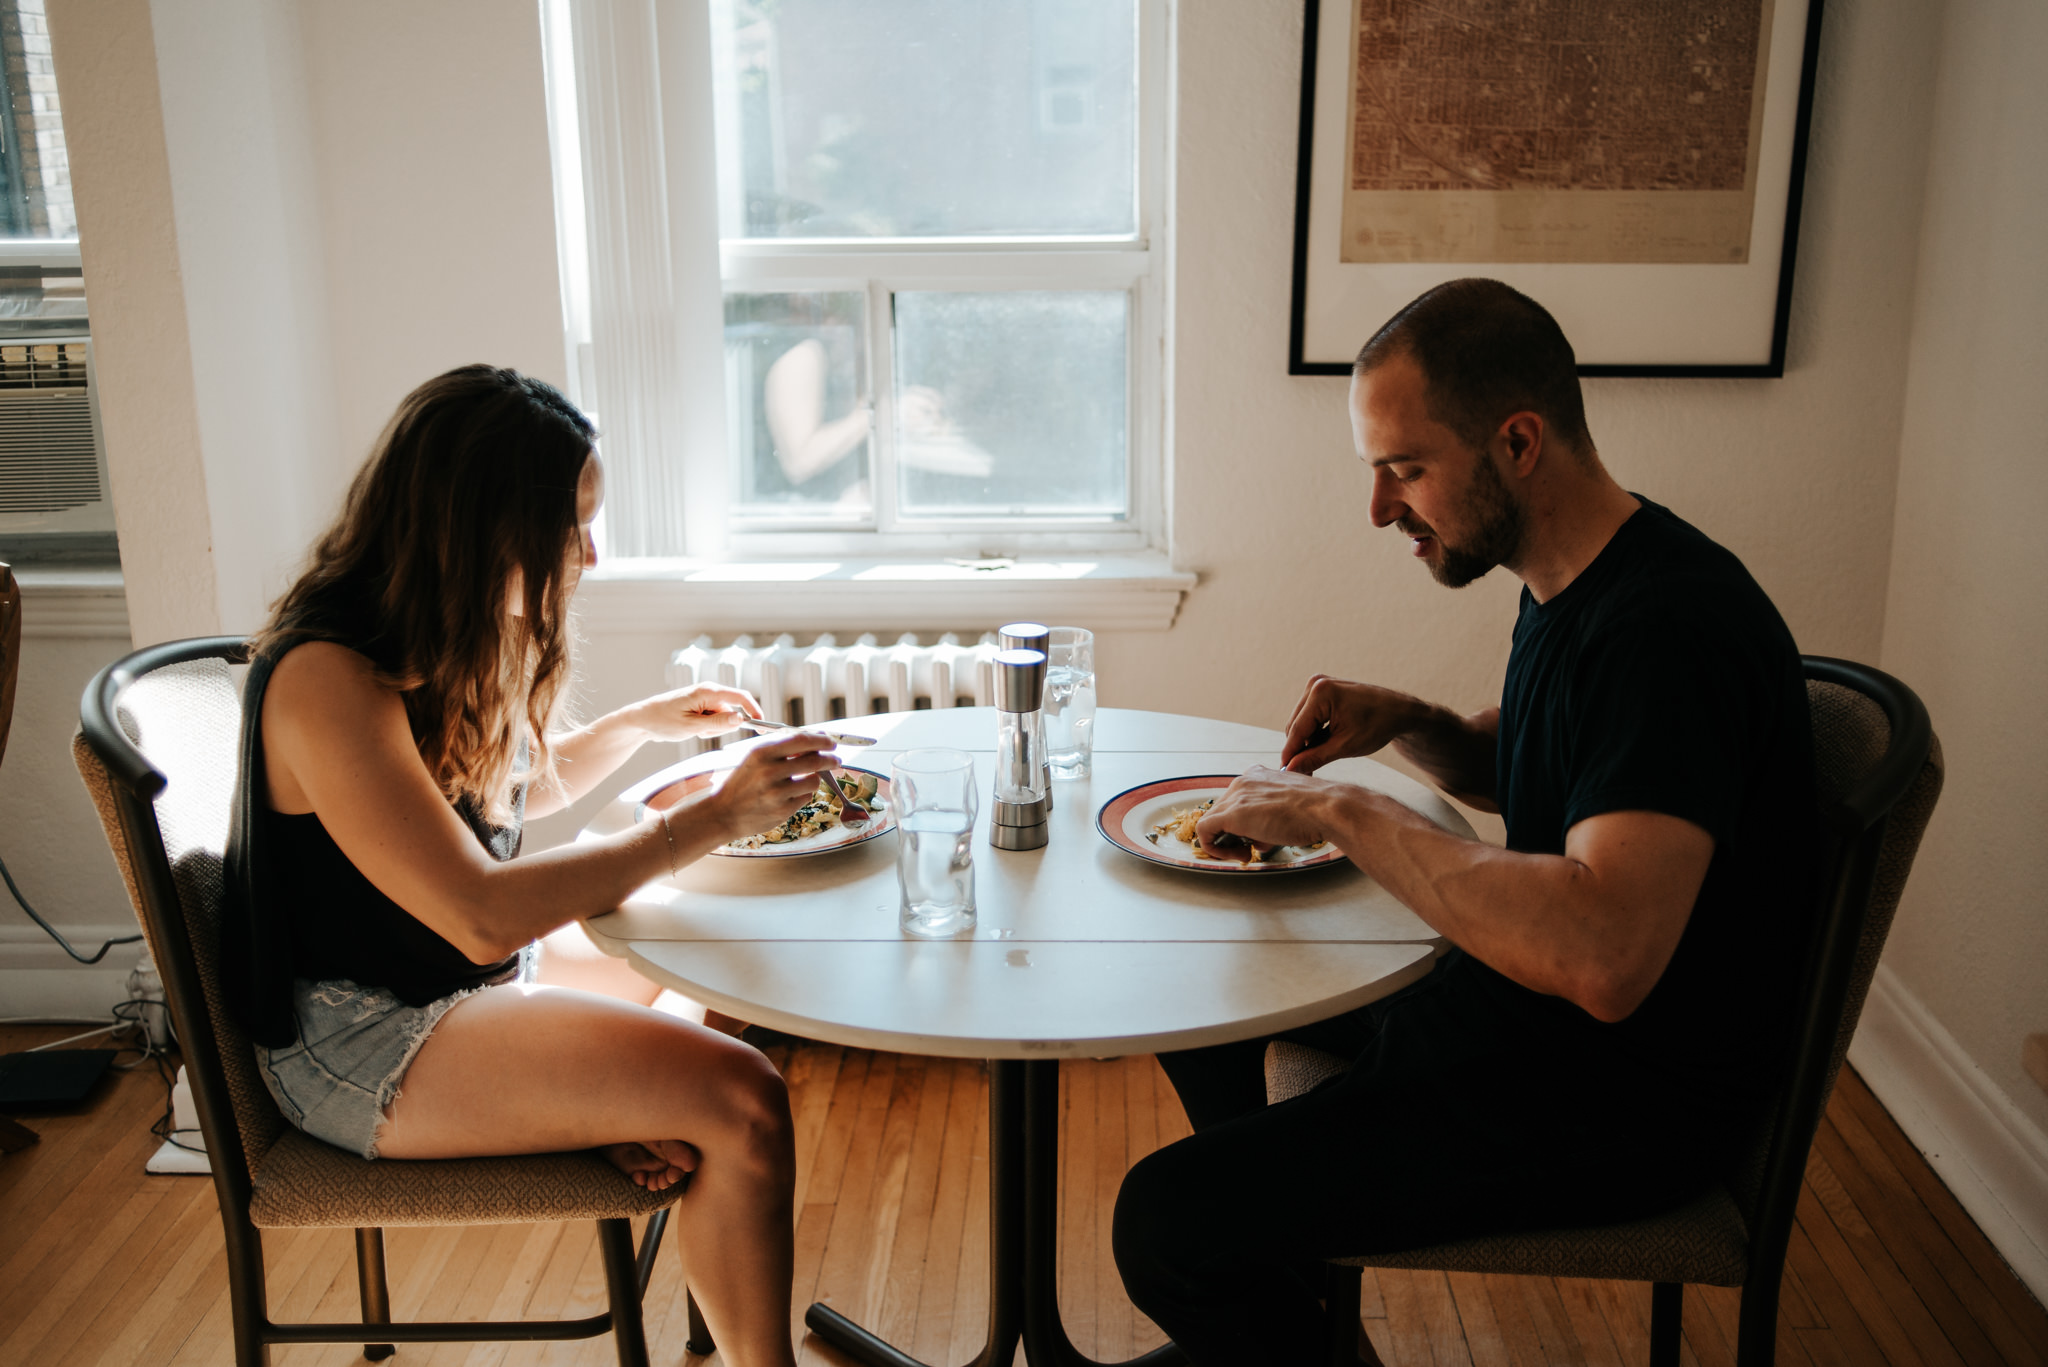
[0,335,113,536]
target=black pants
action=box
[1110,952,1745,1367]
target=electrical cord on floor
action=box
[108,993,204,1156]
[0,848,143,964]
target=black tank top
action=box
[222,643,522,1047]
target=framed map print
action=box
[1288,0,1826,376]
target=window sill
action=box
[11,568,130,639]
[575,552,1196,634]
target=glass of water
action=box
[1045,627,1097,779]
[891,748,978,938]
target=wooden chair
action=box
[0,559,38,1155]
[74,635,711,1366]
[1265,655,1943,1367]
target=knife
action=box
[735,716,879,747]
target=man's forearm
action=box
[1389,702,1499,810]
[1306,782,1704,1023]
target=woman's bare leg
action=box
[378,984,797,1367]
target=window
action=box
[546,0,1164,560]
[0,0,74,244]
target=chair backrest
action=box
[1728,657,1941,1267]
[74,637,286,1213]
[1,561,19,767]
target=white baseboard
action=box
[1848,964,2048,1304]
[0,924,146,1021]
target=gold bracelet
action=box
[659,807,679,876]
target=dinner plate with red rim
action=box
[1095,775,1348,874]
[638,766,895,858]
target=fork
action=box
[734,716,879,747]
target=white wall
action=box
[10,0,568,1017]
[1878,0,2048,1139]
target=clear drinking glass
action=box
[1045,627,1097,779]
[891,748,978,938]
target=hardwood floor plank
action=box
[1549,1277,1623,1367]
[856,1055,927,1334]
[1800,1154,1966,1367]
[1059,1057,1101,1357]
[1444,1269,1512,1367]
[51,1175,218,1367]
[1377,1267,1444,1367]
[810,1051,900,1329]
[1468,1273,1546,1367]
[785,1044,845,1216]
[1092,1058,1133,1362]
[1835,1068,2048,1363]
[0,1180,178,1356]
[805,1049,876,1211]
[875,1054,953,1348]
[1785,1217,1897,1367]
[910,1059,981,1365]
[945,1066,993,1367]
[1813,1115,2006,1367]
[1828,1083,2048,1367]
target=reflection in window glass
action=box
[892,291,1127,519]
[0,1,74,239]
[711,0,1136,239]
[725,292,872,519]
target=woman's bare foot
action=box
[597,1138,700,1191]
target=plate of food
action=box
[639,767,893,858]
[1096,775,1347,874]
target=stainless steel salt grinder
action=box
[989,647,1051,851]
[997,622,1053,811]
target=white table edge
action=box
[623,940,1441,1060]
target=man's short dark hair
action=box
[1355,279,1592,458]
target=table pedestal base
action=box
[804,1060,1185,1367]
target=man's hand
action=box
[1281,674,1501,809]
[1281,676,1425,773]
[1195,765,1340,853]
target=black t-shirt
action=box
[1468,497,1817,1106]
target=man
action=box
[1112,279,1817,1365]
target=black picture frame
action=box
[1287,0,1827,378]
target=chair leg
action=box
[1735,1273,1783,1367]
[1324,1263,1381,1367]
[599,1218,652,1367]
[1650,1282,1683,1367]
[685,1286,715,1357]
[355,1228,395,1361]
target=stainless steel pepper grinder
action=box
[989,647,1051,851]
[997,622,1053,811]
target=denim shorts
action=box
[253,978,488,1159]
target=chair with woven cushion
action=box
[1,559,37,1155]
[74,636,712,1366]
[1264,655,1942,1367]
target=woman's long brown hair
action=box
[252,365,596,821]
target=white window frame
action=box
[546,0,1170,563]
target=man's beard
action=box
[1402,452,1525,589]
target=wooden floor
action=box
[1,1026,2043,1367]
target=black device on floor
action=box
[0,1048,118,1109]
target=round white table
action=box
[580,707,1470,1367]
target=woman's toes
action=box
[597,1141,667,1180]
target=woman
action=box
[222,365,830,1367]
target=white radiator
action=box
[667,631,1005,756]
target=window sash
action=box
[552,0,1168,560]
